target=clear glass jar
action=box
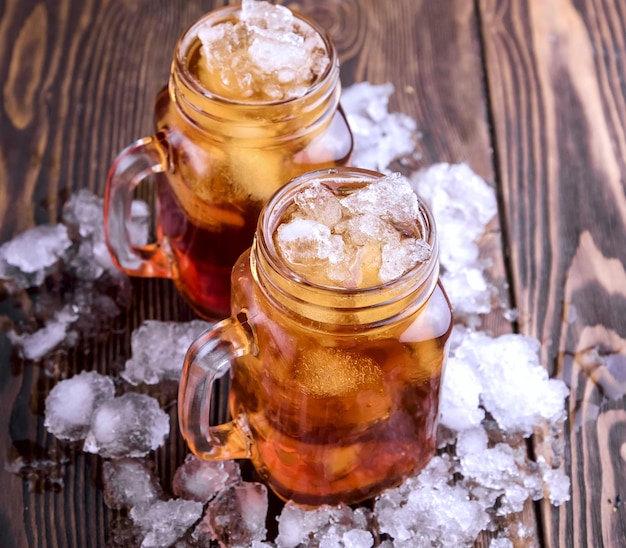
[179,168,453,506]
[104,5,353,319]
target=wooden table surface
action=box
[1,0,625,546]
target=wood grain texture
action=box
[0,0,525,546]
[478,0,626,546]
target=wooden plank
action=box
[0,0,520,546]
[478,0,626,546]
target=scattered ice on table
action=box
[44,370,115,441]
[490,539,514,548]
[130,499,203,548]
[172,454,241,503]
[0,224,72,289]
[537,456,572,506]
[375,455,491,547]
[446,327,569,436]
[410,163,498,323]
[8,305,79,361]
[122,320,213,385]
[341,82,418,172]
[197,0,328,101]
[83,392,170,459]
[192,482,269,547]
[276,502,373,548]
[103,458,163,509]
[3,189,148,361]
[63,189,149,279]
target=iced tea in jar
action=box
[104,0,353,319]
[178,168,453,506]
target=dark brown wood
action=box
[478,0,626,546]
[7,0,618,546]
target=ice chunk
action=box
[192,482,268,547]
[276,502,372,548]
[9,305,79,361]
[380,237,431,283]
[342,82,418,172]
[294,182,343,227]
[341,174,421,229]
[44,370,115,441]
[103,458,163,509]
[441,267,493,319]
[83,392,170,458]
[439,355,485,432]
[538,456,571,505]
[450,328,569,435]
[122,320,213,385]
[172,454,241,503]
[130,499,203,548]
[0,224,72,288]
[410,163,498,322]
[197,0,328,101]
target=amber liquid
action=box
[154,53,352,318]
[229,264,452,506]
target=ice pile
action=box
[1,189,149,361]
[44,372,169,459]
[342,82,419,173]
[276,174,431,287]
[411,163,499,322]
[197,0,329,101]
[275,502,373,548]
[0,224,72,288]
[122,320,212,385]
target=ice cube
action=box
[294,182,343,227]
[172,454,241,503]
[44,370,115,441]
[197,0,328,101]
[341,174,421,229]
[83,392,170,458]
[103,458,163,509]
[379,237,431,283]
[0,224,72,288]
[276,218,347,267]
[192,482,268,547]
[122,320,213,385]
[130,499,203,548]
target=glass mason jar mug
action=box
[178,168,454,507]
[103,4,353,319]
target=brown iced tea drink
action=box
[179,168,453,506]
[105,1,352,318]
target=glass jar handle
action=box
[104,131,172,278]
[178,313,256,460]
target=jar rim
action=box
[173,4,338,107]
